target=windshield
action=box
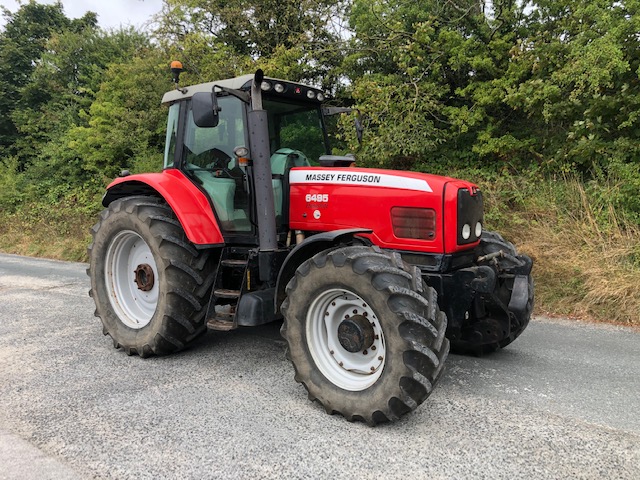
[263,99,328,164]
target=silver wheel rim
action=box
[306,288,386,391]
[105,230,159,329]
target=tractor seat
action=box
[270,149,310,222]
[270,148,310,175]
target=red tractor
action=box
[88,68,533,425]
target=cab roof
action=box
[161,74,321,105]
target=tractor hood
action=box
[288,167,469,195]
[288,167,482,254]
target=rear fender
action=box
[103,170,224,246]
[274,229,372,313]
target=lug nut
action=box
[330,350,334,355]
[363,350,368,355]
[339,362,343,367]
[370,367,375,371]
[363,312,368,317]
[353,309,358,314]
[378,356,383,361]
[371,345,376,351]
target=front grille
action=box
[457,188,483,245]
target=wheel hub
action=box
[133,263,155,292]
[105,230,158,329]
[306,288,386,391]
[338,315,374,353]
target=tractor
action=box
[88,66,534,425]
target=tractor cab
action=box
[161,74,329,238]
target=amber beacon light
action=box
[170,60,183,87]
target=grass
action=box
[0,174,638,326]
[0,200,98,262]
[480,175,640,326]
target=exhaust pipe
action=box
[247,70,278,279]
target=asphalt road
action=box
[0,253,638,479]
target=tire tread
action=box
[281,245,449,425]
[87,196,217,357]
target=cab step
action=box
[221,259,248,268]
[205,247,253,332]
[206,318,236,331]
[214,289,241,299]
[206,304,237,331]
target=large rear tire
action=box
[88,196,217,357]
[281,246,449,425]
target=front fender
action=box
[274,228,372,313]
[104,170,224,246]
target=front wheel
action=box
[88,196,217,356]
[281,246,449,425]
[450,230,534,355]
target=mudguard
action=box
[103,169,224,246]
[274,228,372,312]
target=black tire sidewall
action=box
[283,247,441,418]
[89,197,206,353]
[90,199,169,348]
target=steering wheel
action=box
[201,148,231,170]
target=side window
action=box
[163,103,179,168]
[279,110,325,164]
[182,96,251,233]
[263,99,327,164]
[183,96,245,168]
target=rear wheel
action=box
[88,196,217,356]
[281,246,449,425]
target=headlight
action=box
[233,146,249,158]
[462,224,471,240]
[307,90,316,99]
[317,92,325,102]
[274,83,285,93]
[475,221,482,237]
[261,81,272,91]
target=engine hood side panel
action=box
[288,167,455,253]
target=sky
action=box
[0,0,164,30]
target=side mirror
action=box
[355,116,363,144]
[322,106,364,145]
[192,91,220,127]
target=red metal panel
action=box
[107,170,224,246]
[288,167,480,254]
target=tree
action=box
[343,0,526,169]
[154,0,347,89]
[13,26,151,177]
[0,1,78,157]
[51,48,172,183]
[502,0,640,173]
